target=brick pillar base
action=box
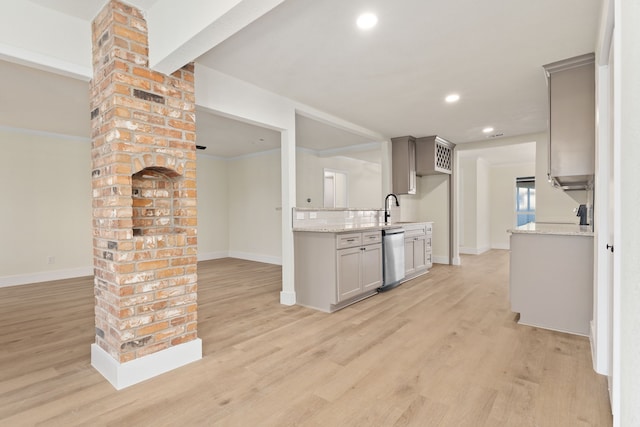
[89,0,201,389]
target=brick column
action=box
[89,0,201,389]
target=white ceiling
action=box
[198,0,601,143]
[4,0,602,162]
[26,0,161,21]
[458,142,537,166]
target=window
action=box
[516,176,535,226]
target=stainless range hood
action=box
[543,53,595,191]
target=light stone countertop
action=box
[293,223,404,233]
[509,222,594,236]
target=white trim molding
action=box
[280,290,296,306]
[91,339,203,390]
[459,246,491,255]
[0,266,93,288]
[227,251,282,266]
[197,251,229,261]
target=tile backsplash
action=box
[292,208,387,229]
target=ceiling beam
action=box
[147,0,286,75]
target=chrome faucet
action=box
[384,193,399,223]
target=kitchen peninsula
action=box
[509,222,594,336]
[293,208,432,312]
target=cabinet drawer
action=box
[425,223,433,234]
[336,233,362,249]
[362,231,382,245]
[405,225,426,238]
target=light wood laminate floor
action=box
[0,250,611,426]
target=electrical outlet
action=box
[47,256,55,264]
[296,212,305,220]
[309,212,317,219]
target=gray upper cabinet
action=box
[391,136,417,195]
[543,53,595,190]
[416,135,455,176]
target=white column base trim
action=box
[280,290,296,306]
[91,338,202,390]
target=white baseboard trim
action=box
[227,251,282,266]
[432,255,450,265]
[492,243,510,250]
[459,246,491,255]
[280,290,296,306]
[590,320,598,373]
[91,338,202,390]
[197,251,229,261]
[452,256,461,266]
[0,266,93,288]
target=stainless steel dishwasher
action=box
[378,227,405,292]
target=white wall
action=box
[476,158,491,253]
[0,128,93,286]
[458,157,490,254]
[418,175,450,264]
[227,151,282,264]
[535,134,588,223]
[489,163,536,249]
[196,154,229,259]
[459,157,477,251]
[619,0,640,422]
[0,128,246,286]
[296,150,382,209]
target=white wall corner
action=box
[91,339,202,390]
[478,246,491,255]
[280,290,296,306]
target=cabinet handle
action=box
[606,244,614,253]
[346,239,355,242]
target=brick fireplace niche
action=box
[89,0,201,389]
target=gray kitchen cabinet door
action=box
[337,247,362,301]
[361,244,383,292]
[413,236,426,271]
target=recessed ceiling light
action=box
[357,13,378,30]
[482,127,494,133]
[445,94,460,103]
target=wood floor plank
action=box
[0,251,611,426]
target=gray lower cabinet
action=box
[295,230,382,312]
[337,241,382,301]
[404,237,426,276]
[425,222,433,269]
[510,232,593,335]
[402,222,432,280]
